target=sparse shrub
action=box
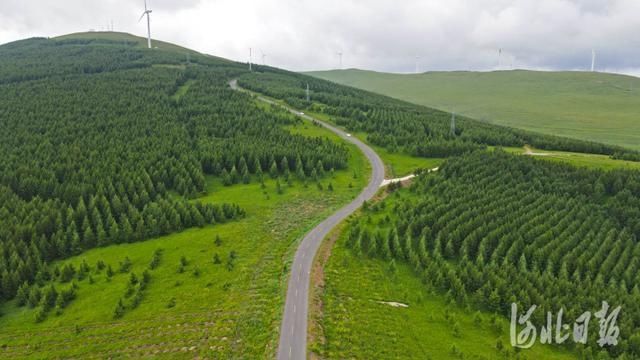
[167,297,176,308]
[119,257,132,273]
[113,299,125,319]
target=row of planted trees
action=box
[347,151,640,358]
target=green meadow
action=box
[308,69,640,150]
[499,146,640,170]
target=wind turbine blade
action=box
[139,12,146,22]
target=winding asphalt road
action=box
[230,80,385,360]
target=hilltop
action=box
[56,31,199,54]
[307,69,640,150]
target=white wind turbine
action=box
[260,50,267,65]
[139,0,153,49]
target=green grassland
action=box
[364,139,443,177]
[307,69,640,150]
[314,189,577,360]
[0,112,369,358]
[498,146,640,170]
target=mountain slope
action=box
[0,32,367,358]
[307,69,640,150]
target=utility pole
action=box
[450,111,456,136]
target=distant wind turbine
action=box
[591,49,596,72]
[415,55,420,74]
[138,0,153,49]
[249,48,253,71]
[260,50,267,65]
[337,52,343,69]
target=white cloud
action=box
[0,0,639,76]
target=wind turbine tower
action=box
[591,49,596,72]
[337,52,343,69]
[249,48,253,71]
[261,50,267,65]
[306,83,310,102]
[139,0,153,49]
[415,56,420,74]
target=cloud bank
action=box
[1,0,639,75]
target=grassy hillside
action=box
[0,127,369,358]
[307,69,640,150]
[0,33,369,358]
[312,151,640,359]
[314,218,577,360]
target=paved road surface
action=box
[230,80,385,359]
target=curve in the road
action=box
[230,80,385,360]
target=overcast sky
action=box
[1,0,639,76]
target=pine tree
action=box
[242,167,250,184]
[121,217,134,243]
[113,298,126,319]
[94,220,107,246]
[280,156,289,173]
[229,166,239,184]
[255,159,264,182]
[253,158,262,174]
[377,231,391,259]
[15,282,29,306]
[27,286,41,308]
[221,168,232,186]
[316,160,324,177]
[296,163,306,180]
[238,156,248,175]
[82,217,95,248]
[269,160,279,179]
